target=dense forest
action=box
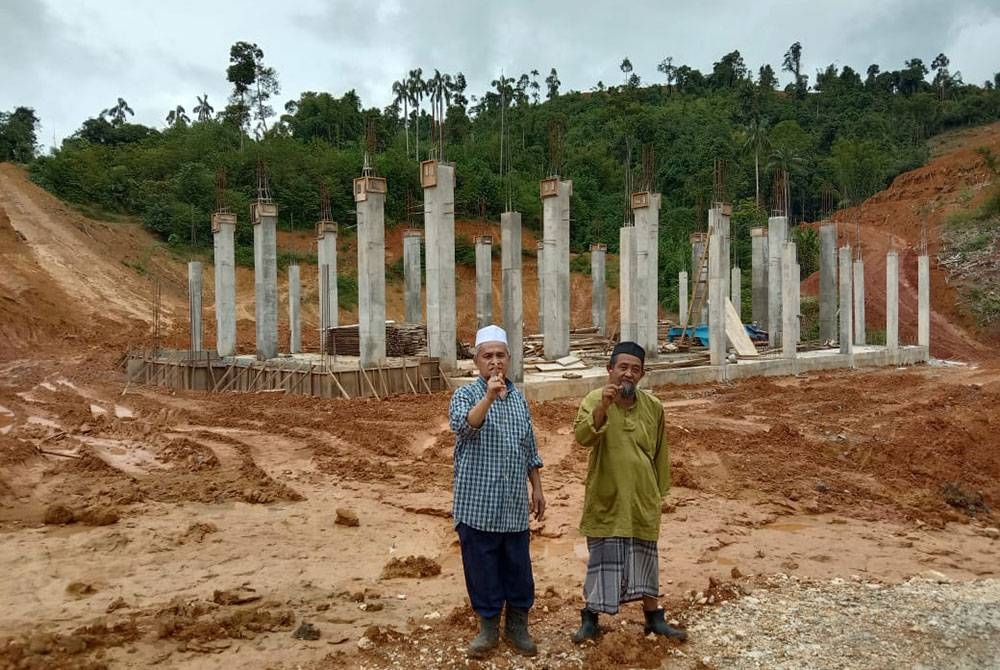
[4,42,1000,308]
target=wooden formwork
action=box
[125,350,449,399]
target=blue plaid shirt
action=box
[449,377,543,533]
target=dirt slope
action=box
[802,121,1000,360]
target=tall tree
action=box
[407,68,425,160]
[529,69,541,104]
[226,41,280,134]
[931,53,951,99]
[740,117,771,208]
[758,64,777,91]
[0,107,39,162]
[545,68,561,99]
[620,57,633,87]
[165,105,190,127]
[392,78,410,155]
[193,94,214,121]
[101,98,134,126]
[657,56,676,92]
[782,42,807,98]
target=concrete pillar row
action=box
[212,213,237,357]
[819,223,838,343]
[708,226,726,366]
[678,271,689,332]
[541,178,572,359]
[886,251,899,353]
[782,242,798,359]
[403,230,423,324]
[767,216,787,347]
[475,235,493,329]
[590,243,607,336]
[423,161,457,369]
[288,265,301,354]
[188,261,203,353]
[252,201,278,361]
[838,246,853,356]
[619,225,637,342]
[633,191,661,357]
[316,221,339,335]
[918,255,930,350]
[750,227,768,327]
[731,266,742,322]
[853,259,866,346]
[355,175,387,367]
[501,211,524,382]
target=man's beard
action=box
[619,381,636,398]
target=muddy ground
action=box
[2,122,1000,669]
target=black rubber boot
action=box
[571,607,600,644]
[643,608,687,640]
[503,606,538,656]
[466,614,500,658]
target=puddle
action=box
[27,416,60,428]
[114,405,134,419]
[767,522,813,533]
[78,437,164,476]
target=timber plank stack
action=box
[324,322,427,357]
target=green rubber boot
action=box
[466,614,500,658]
[503,606,538,656]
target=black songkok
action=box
[610,341,645,365]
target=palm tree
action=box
[740,117,771,209]
[427,70,452,154]
[529,69,540,104]
[407,68,425,160]
[165,105,190,127]
[392,79,410,156]
[193,94,214,121]
[101,97,134,126]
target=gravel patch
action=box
[683,574,1000,670]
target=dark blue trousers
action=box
[456,523,535,618]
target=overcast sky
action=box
[3,0,999,149]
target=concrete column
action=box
[541,178,572,359]
[819,223,838,342]
[782,242,797,359]
[423,161,457,369]
[886,251,899,353]
[252,201,278,360]
[712,207,731,308]
[708,225,725,366]
[678,271,689,331]
[212,213,236,357]
[690,232,708,325]
[731,266,742,321]
[356,175,387,367]
[750,227,768,327]
[288,264,301,354]
[536,241,544,335]
[918,254,930,350]
[839,246,853,355]
[767,216,787,347]
[403,230,422,323]
[501,211,524,382]
[619,225,637,342]
[316,221,339,340]
[795,262,802,344]
[634,192,661,357]
[853,259,866,346]
[188,261,203,352]
[590,243,607,336]
[475,235,493,328]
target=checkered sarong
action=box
[582,537,659,614]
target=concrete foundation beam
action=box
[750,227,768,327]
[767,216,787,347]
[188,261,203,353]
[212,213,237,357]
[886,251,899,353]
[853,259,866,346]
[590,243,607,336]
[288,264,301,354]
[819,223,838,342]
[356,175,387,367]
[403,230,422,324]
[423,161,457,369]
[475,235,493,328]
[252,202,279,361]
[839,246,853,356]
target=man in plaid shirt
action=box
[449,325,545,658]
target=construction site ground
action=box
[2,122,1000,670]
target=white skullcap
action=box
[474,325,508,347]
